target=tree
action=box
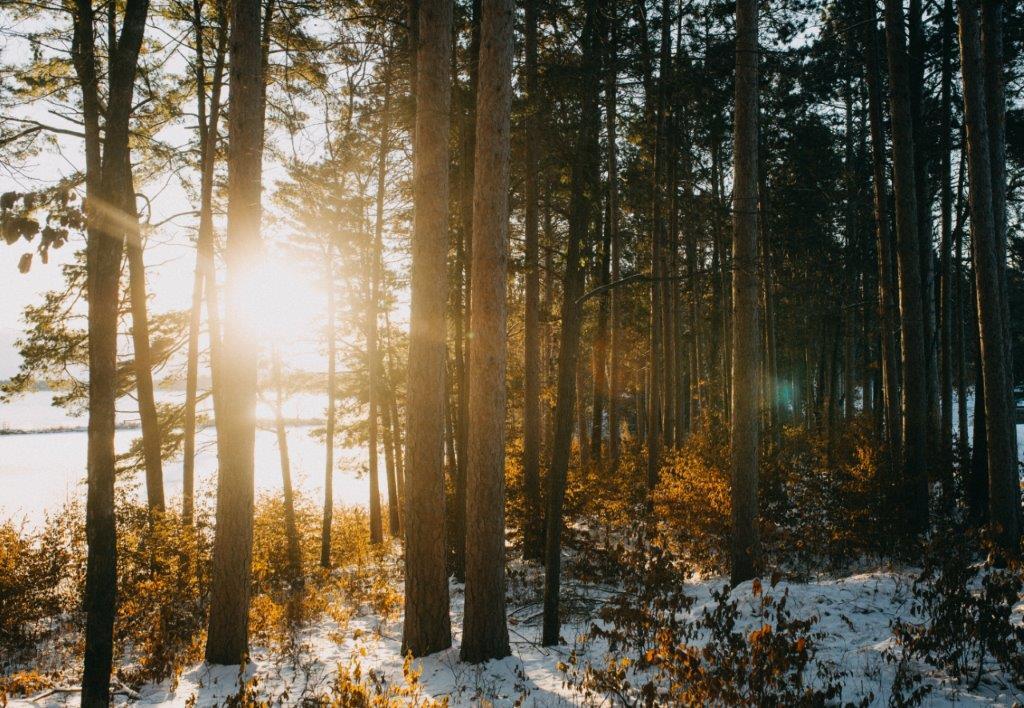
[729,0,761,585]
[883,0,930,534]
[204,0,265,664]
[71,0,150,700]
[402,0,454,658]
[542,0,601,648]
[521,0,543,563]
[460,0,513,663]
[958,0,1020,555]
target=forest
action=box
[0,0,1023,703]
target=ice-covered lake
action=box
[0,391,377,526]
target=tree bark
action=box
[402,0,454,658]
[542,0,600,647]
[864,5,902,468]
[729,0,761,585]
[606,4,621,461]
[521,0,543,561]
[958,0,1020,554]
[75,0,149,700]
[884,0,930,534]
[183,0,227,525]
[460,0,513,662]
[205,0,264,663]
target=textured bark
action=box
[542,0,600,647]
[205,0,264,663]
[959,0,1020,553]
[521,0,543,561]
[864,6,902,466]
[884,0,930,534]
[75,0,149,700]
[402,0,453,658]
[729,0,761,585]
[460,0,513,662]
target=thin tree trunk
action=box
[521,0,543,561]
[864,6,902,466]
[730,0,761,584]
[606,5,621,460]
[321,250,336,567]
[183,0,227,525]
[884,0,930,534]
[402,0,454,657]
[542,0,600,647]
[939,0,955,463]
[272,350,303,585]
[125,180,164,512]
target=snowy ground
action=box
[13,565,1024,707]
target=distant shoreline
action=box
[0,418,325,436]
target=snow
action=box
[11,562,1023,707]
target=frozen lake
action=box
[0,391,377,526]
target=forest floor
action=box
[15,557,1024,707]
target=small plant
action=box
[889,530,1024,699]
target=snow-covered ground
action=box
[12,566,1023,707]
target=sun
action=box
[236,252,325,352]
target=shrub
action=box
[890,530,1024,699]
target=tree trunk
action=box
[729,0,761,585]
[959,0,1020,554]
[321,249,336,567]
[402,0,454,658]
[521,0,543,561]
[75,0,149,700]
[273,350,303,585]
[460,0,513,662]
[939,0,955,464]
[883,0,930,534]
[864,6,902,468]
[606,6,621,460]
[182,0,227,525]
[205,0,264,663]
[125,180,164,513]
[542,0,600,647]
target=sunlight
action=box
[236,252,325,351]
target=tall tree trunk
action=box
[542,0,600,647]
[183,0,227,525]
[521,0,543,561]
[591,217,611,463]
[368,64,394,545]
[959,0,1020,554]
[461,0,513,662]
[125,180,164,512]
[321,249,336,567]
[730,0,761,585]
[402,0,454,658]
[909,0,942,451]
[272,350,303,585]
[205,0,264,663]
[606,4,621,461]
[864,6,902,467]
[75,0,149,699]
[884,0,930,534]
[939,0,956,463]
